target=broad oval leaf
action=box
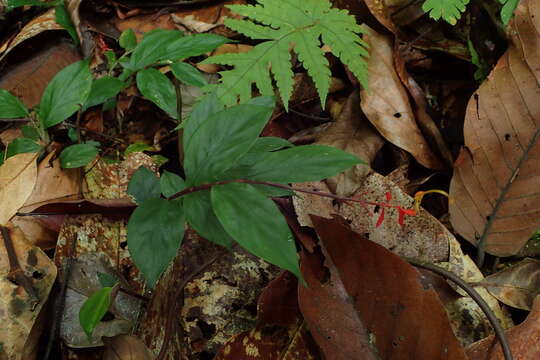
[183,98,274,185]
[171,62,207,88]
[79,287,113,338]
[119,28,137,50]
[211,182,301,278]
[39,60,92,128]
[127,166,161,204]
[183,190,233,248]
[0,89,29,118]
[6,138,41,158]
[136,68,177,119]
[59,143,99,168]
[449,2,540,257]
[83,76,124,111]
[165,33,229,61]
[160,170,186,198]
[127,198,185,287]
[128,29,183,70]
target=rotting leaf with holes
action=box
[211,182,301,279]
[449,0,540,258]
[127,198,185,287]
[299,215,468,360]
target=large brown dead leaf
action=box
[0,152,38,225]
[299,215,467,359]
[467,295,540,360]
[449,0,540,256]
[360,26,443,170]
[474,258,540,311]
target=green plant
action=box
[422,0,521,25]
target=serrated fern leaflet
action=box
[422,0,470,25]
[201,0,369,109]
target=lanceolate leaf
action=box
[183,98,274,185]
[171,62,207,88]
[59,143,99,169]
[211,182,301,278]
[201,0,368,109]
[165,33,229,61]
[6,138,42,158]
[127,198,185,287]
[39,60,93,128]
[136,68,178,119]
[449,2,540,257]
[499,0,520,24]
[128,29,183,70]
[79,287,113,338]
[0,89,29,118]
[83,76,124,111]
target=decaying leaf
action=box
[360,26,442,170]
[299,215,467,360]
[0,152,38,225]
[103,335,155,360]
[0,226,57,360]
[449,0,540,256]
[474,258,540,310]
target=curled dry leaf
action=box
[449,0,540,256]
[467,295,540,360]
[474,258,540,311]
[0,226,57,360]
[299,215,467,360]
[103,335,155,360]
[360,26,443,170]
[0,152,38,225]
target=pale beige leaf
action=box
[449,0,540,256]
[0,152,38,225]
[360,27,443,169]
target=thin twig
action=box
[406,258,513,360]
[0,118,30,122]
[0,226,39,307]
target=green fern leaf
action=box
[200,0,368,109]
[422,0,470,25]
[498,0,520,24]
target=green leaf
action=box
[211,182,301,278]
[6,138,42,158]
[55,4,79,45]
[83,76,124,111]
[0,89,29,118]
[201,0,368,109]
[468,39,490,82]
[128,166,161,204]
[165,34,229,61]
[181,91,223,133]
[422,0,470,25]
[59,143,99,168]
[171,62,207,88]
[249,137,293,153]
[234,144,362,183]
[124,142,154,156]
[119,28,137,50]
[127,198,185,287]
[6,0,56,11]
[183,98,274,184]
[128,29,183,70]
[160,171,186,198]
[499,0,520,24]
[136,68,177,119]
[39,60,92,128]
[21,125,40,140]
[79,287,113,338]
[184,190,233,248]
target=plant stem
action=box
[406,258,513,360]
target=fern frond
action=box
[201,0,369,109]
[422,0,470,25]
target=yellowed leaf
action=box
[0,152,38,225]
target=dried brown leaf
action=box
[103,335,155,360]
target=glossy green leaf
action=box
[55,4,79,45]
[160,171,186,198]
[171,62,207,88]
[249,137,293,153]
[211,182,301,278]
[6,138,41,158]
[183,97,274,184]
[127,166,161,204]
[165,34,229,61]
[59,143,99,168]
[136,68,177,119]
[119,28,137,50]
[127,198,185,287]
[83,76,124,111]
[184,190,233,248]
[238,145,362,183]
[79,287,112,338]
[0,89,29,118]
[128,29,183,70]
[39,60,92,128]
